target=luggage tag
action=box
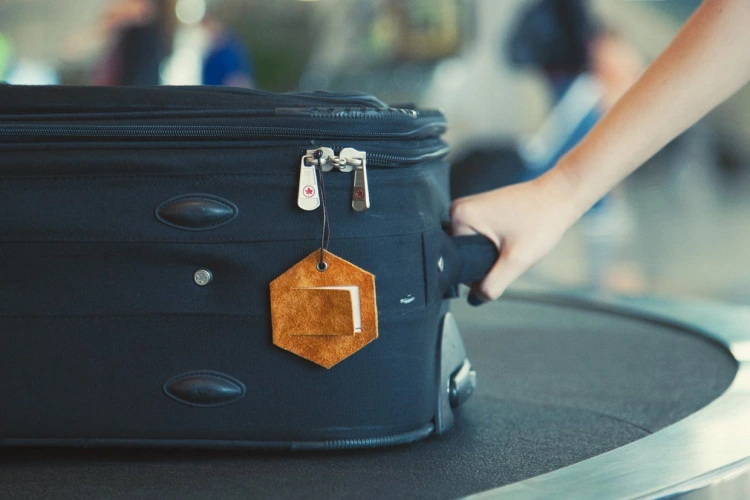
[270,151,377,368]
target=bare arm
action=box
[451,0,750,301]
[558,0,750,215]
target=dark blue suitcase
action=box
[0,86,496,449]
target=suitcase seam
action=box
[0,170,438,181]
[0,307,435,320]
[0,229,438,242]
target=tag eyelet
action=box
[316,261,328,272]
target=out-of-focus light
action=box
[160,47,202,85]
[5,61,59,85]
[176,0,206,25]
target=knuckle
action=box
[478,280,502,301]
[477,281,494,299]
[450,203,481,236]
[450,199,472,224]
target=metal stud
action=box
[437,256,445,273]
[194,269,213,286]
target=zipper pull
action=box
[298,147,333,211]
[340,147,369,212]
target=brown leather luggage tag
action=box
[270,249,378,368]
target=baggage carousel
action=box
[1,292,748,499]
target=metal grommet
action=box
[316,261,328,272]
[194,269,213,286]
[437,256,445,273]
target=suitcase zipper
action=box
[0,121,449,169]
[296,144,451,213]
[0,125,449,212]
[275,107,418,119]
[300,147,370,212]
[0,124,438,140]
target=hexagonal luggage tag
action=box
[269,249,378,368]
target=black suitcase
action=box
[0,86,496,449]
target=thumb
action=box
[450,214,478,237]
[450,197,482,237]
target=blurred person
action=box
[509,0,643,184]
[508,0,595,101]
[452,0,609,199]
[508,0,600,186]
[160,0,255,87]
[92,0,175,86]
[200,1,255,87]
[451,0,750,303]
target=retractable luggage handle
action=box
[439,234,500,296]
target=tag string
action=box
[315,153,330,270]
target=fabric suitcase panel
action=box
[0,307,441,443]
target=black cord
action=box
[316,156,330,270]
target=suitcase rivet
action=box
[437,256,445,273]
[194,269,213,286]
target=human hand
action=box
[450,170,585,303]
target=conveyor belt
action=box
[0,295,738,499]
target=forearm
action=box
[547,0,750,217]
[450,0,750,299]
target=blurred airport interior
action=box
[1,0,749,304]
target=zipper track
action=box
[0,124,443,140]
[0,126,450,168]
[330,145,450,166]
[275,107,419,119]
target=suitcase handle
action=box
[451,234,499,285]
[439,234,500,295]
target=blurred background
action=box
[1,0,749,304]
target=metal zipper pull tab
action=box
[298,147,333,211]
[340,147,369,212]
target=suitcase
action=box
[0,86,496,449]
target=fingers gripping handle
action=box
[452,235,499,285]
[438,234,500,296]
